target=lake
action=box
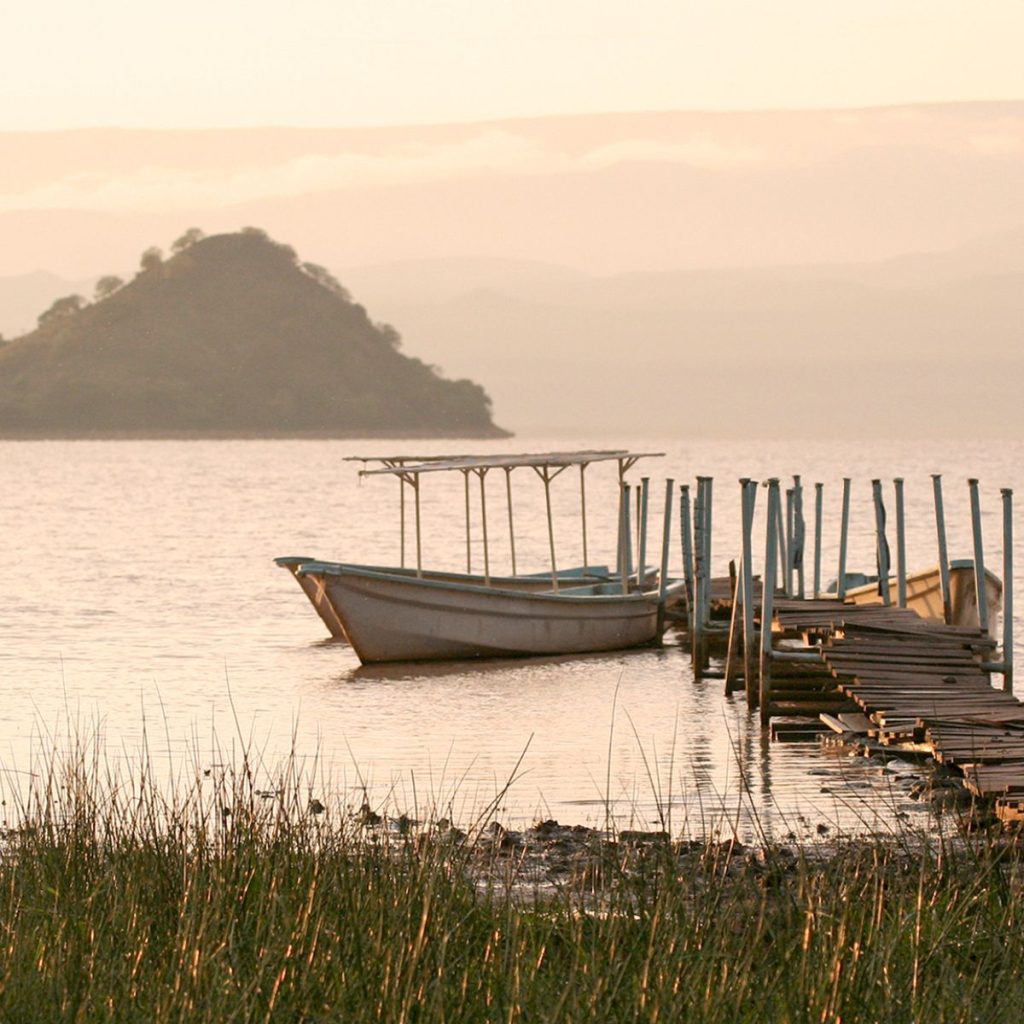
[1,436,1020,840]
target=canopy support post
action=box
[477,468,490,584]
[504,467,517,577]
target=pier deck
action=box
[735,593,1024,820]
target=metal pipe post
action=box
[776,489,789,599]
[692,481,706,671]
[837,477,851,600]
[504,468,517,576]
[785,488,795,597]
[618,484,630,596]
[701,477,714,635]
[894,477,907,607]
[1002,488,1014,693]
[478,469,490,584]
[680,484,695,632]
[813,482,823,598]
[413,477,422,577]
[741,479,758,702]
[463,470,472,573]
[399,476,406,568]
[932,474,952,624]
[637,476,650,585]
[657,478,675,634]
[968,478,989,636]
[542,470,559,591]
[759,479,780,723]
[793,475,805,600]
[623,483,634,581]
[871,479,891,607]
[578,464,588,571]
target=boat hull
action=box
[276,557,613,640]
[308,567,674,663]
[844,562,1002,636]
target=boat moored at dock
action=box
[279,449,681,662]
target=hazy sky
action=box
[6,1,1024,130]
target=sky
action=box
[4,1,1024,130]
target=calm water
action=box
[2,437,1020,839]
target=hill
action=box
[0,231,506,438]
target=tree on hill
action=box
[38,294,86,328]
[139,247,163,272]
[94,275,124,301]
[171,228,205,254]
[300,262,350,300]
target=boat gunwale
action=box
[297,562,684,606]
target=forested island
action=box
[0,229,506,437]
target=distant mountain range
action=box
[0,231,504,438]
[336,238,1024,438]
[2,104,1022,437]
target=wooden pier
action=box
[678,473,1018,822]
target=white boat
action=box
[282,449,680,663]
[276,449,641,638]
[301,564,685,663]
[843,559,1002,636]
[276,556,614,640]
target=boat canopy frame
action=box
[351,450,664,587]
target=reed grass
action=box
[1,737,1023,1023]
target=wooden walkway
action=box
[718,592,1024,821]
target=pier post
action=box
[759,479,781,724]
[813,482,823,599]
[932,474,952,624]
[692,481,705,673]
[725,478,750,693]
[793,475,806,600]
[777,487,789,599]
[699,476,714,644]
[618,484,630,595]
[1002,488,1014,693]
[785,487,795,598]
[742,479,758,703]
[656,478,675,636]
[725,558,742,691]
[894,478,907,608]
[871,479,891,607]
[637,477,650,586]
[968,479,990,636]
[837,478,851,600]
[680,484,695,633]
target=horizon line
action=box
[3,97,1024,136]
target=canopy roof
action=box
[357,449,664,477]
